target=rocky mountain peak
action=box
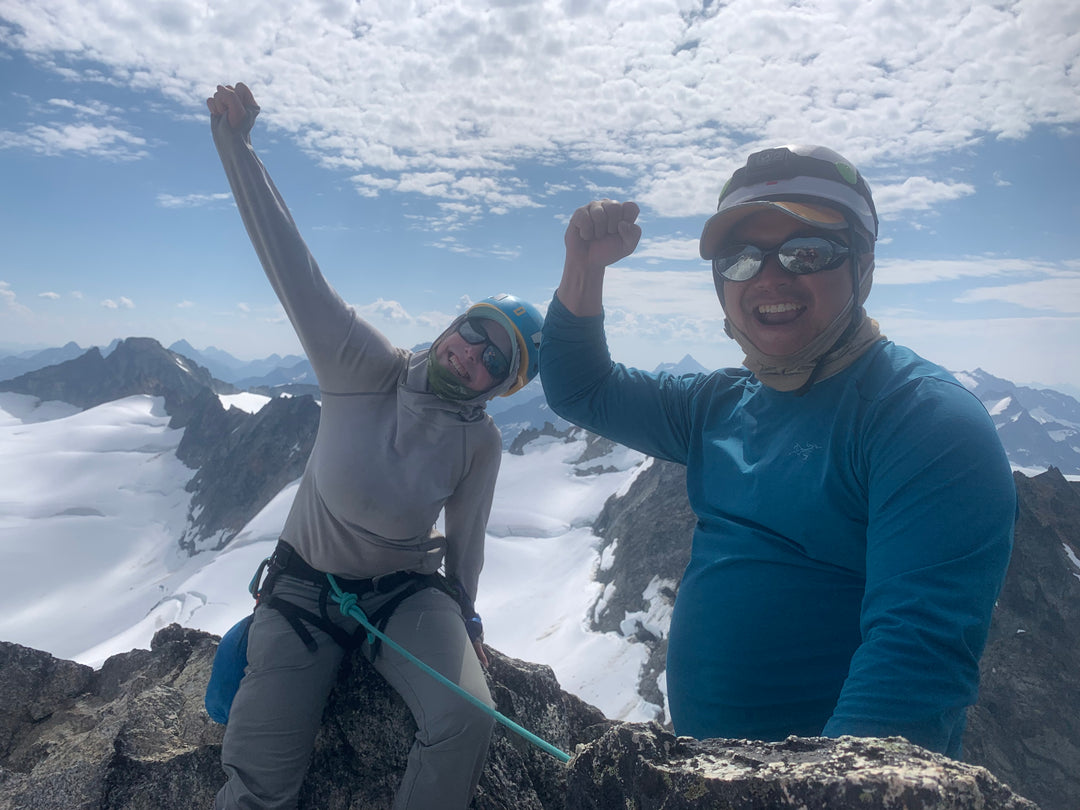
[0,337,228,415]
[0,626,1038,809]
[176,388,320,552]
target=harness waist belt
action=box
[271,540,415,595]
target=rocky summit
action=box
[568,723,1039,810]
[0,625,1038,810]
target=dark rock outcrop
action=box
[0,626,223,810]
[589,458,692,716]
[507,424,618,475]
[567,722,1038,809]
[175,389,320,552]
[0,627,1038,809]
[0,625,608,810]
[965,469,1080,810]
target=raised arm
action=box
[541,200,697,463]
[556,199,642,316]
[207,83,401,392]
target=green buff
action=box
[427,349,479,401]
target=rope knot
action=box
[336,590,358,616]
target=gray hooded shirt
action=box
[212,106,503,602]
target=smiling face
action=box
[434,318,514,393]
[721,209,855,358]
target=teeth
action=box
[757,302,802,314]
[449,355,467,379]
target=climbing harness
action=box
[206,543,571,763]
[327,573,572,764]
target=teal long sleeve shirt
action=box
[540,295,1015,757]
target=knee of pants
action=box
[415,693,496,750]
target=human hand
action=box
[564,199,642,276]
[206,82,258,130]
[473,639,489,669]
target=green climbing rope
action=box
[326,573,572,764]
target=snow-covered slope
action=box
[0,391,658,723]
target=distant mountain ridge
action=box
[3,338,1080,473]
[956,368,1080,474]
[166,336,308,384]
[0,337,231,417]
[0,341,87,380]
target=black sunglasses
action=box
[457,318,511,382]
[713,236,851,282]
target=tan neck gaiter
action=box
[725,256,885,392]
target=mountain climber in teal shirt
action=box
[539,145,1016,758]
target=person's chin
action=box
[748,327,813,357]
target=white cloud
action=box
[355,297,411,323]
[874,257,1077,286]
[634,236,700,263]
[38,291,61,300]
[0,122,147,160]
[602,265,719,324]
[872,177,976,219]
[879,313,1080,391]
[0,0,1074,218]
[956,277,1080,314]
[1,281,28,313]
[46,97,117,118]
[100,299,118,309]
[176,300,194,308]
[156,192,232,208]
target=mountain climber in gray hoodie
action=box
[207,82,544,810]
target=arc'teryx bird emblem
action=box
[791,442,821,461]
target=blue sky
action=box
[1,0,1078,393]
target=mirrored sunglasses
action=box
[713,236,851,282]
[457,318,511,382]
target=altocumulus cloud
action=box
[157,192,233,208]
[0,123,147,160]
[101,297,135,309]
[1,0,1076,221]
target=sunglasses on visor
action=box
[457,318,511,382]
[713,236,851,282]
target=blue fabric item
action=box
[539,294,1016,758]
[205,614,253,724]
[465,615,484,643]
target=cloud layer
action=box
[3,0,1078,219]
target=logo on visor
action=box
[834,161,858,185]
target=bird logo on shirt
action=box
[791,442,822,461]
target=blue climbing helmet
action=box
[467,293,543,397]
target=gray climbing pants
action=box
[214,573,494,810]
